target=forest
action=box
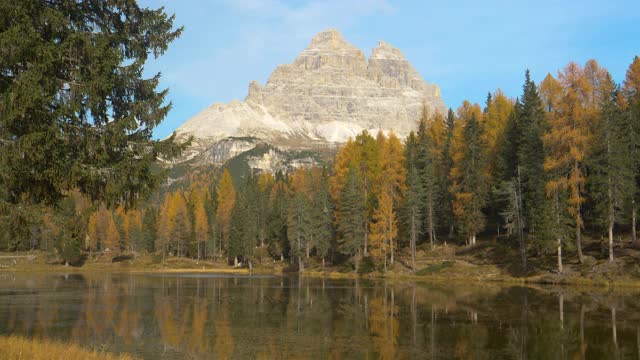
[3,54,640,276]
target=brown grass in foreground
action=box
[0,336,138,360]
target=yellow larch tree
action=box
[369,190,398,271]
[543,61,608,263]
[190,187,209,260]
[379,131,406,205]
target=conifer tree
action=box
[142,208,157,253]
[355,130,382,256]
[312,169,333,268]
[401,132,423,269]
[369,191,398,272]
[544,62,606,263]
[623,56,640,243]
[268,176,289,261]
[451,113,488,246]
[216,169,236,259]
[191,188,209,261]
[336,167,366,260]
[588,76,634,261]
[541,73,571,272]
[416,116,440,247]
[287,192,312,272]
[439,109,457,240]
[0,0,185,207]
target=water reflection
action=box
[0,273,639,359]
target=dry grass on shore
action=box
[0,336,137,360]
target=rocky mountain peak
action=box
[292,28,366,73]
[306,28,350,50]
[370,40,407,61]
[176,29,447,166]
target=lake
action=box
[0,272,638,359]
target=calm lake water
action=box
[0,273,638,359]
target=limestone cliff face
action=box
[175,29,446,164]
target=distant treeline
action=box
[3,58,640,274]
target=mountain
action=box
[174,29,446,167]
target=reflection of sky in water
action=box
[0,273,638,359]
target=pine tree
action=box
[216,169,236,259]
[268,177,289,261]
[416,116,440,247]
[312,169,333,268]
[451,113,488,246]
[401,132,423,269]
[623,56,640,243]
[540,73,569,272]
[142,208,157,253]
[588,76,634,261]
[336,167,366,260]
[114,206,130,252]
[439,109,457,241]
[499,71,550,271]
[287,192,312,272]
[0,1,185,208]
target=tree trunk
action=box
[248,260,253,274]
[298,256,304,273]
[608,222,614,262]
[322,257,325,269]
[363,222,368,257]
[390,220,394,266]
[516,168,526,273]
[612,307,618,347]
[559,294,564,330]
[576,220,584,263]
[383,251,387,273]
[363,187,368,257]
[428,199,434,249]
[557,237,563,273]
[633,205,637,243]
[411,209,417,270]
[233,256,238,267]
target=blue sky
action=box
[141,0,640,139]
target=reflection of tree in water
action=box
[368,289,399,360]
[189,297,208,354]
[214,309,233,359]
[3,274,640,358]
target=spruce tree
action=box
[142,208,157,253]
[336,167,366,259]
[588,78,634,261]
[312,170,333,268]
[287,192,312,272]
[0,0,185,207]
[518,70,549,237]
[416,117,440,247]
[439,109,456,240]
[452,114,488,246]
[402,132,423,269]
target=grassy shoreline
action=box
[3,241,640,288]
[0,335,137,360]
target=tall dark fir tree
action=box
[0,1,186,207]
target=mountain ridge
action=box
[175,29,447,165]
